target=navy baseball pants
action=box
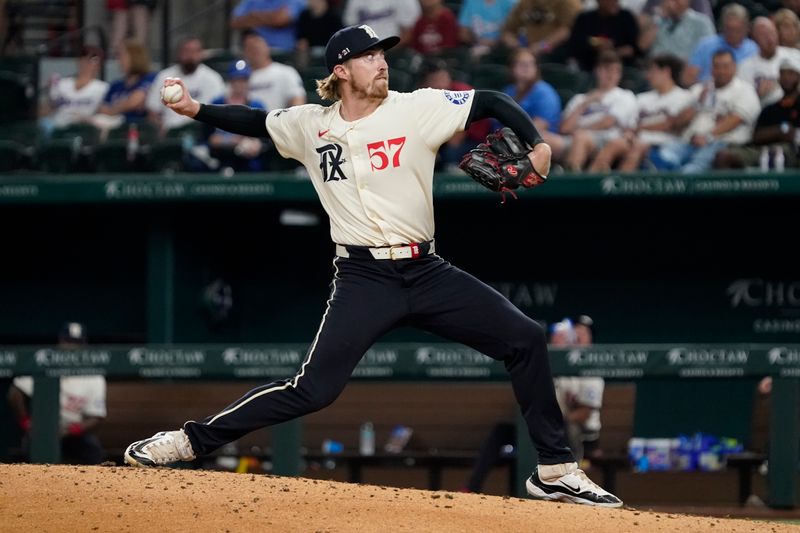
[184,244,575,465]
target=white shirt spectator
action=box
[636,86,696,145]
[344,0,421,41]
[146,64,225,130]
[564,87,638,142]
[738,47,800,106]
[649,8,715,61]
[685,77,761,144]
[582,0,647,14]
[49,77,109,128]
[247,62,306,112]
[554,377,604,434]
[13,376,106,432]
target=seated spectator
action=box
[551,316,605,464]
[146,36,225,135]
[739,17,799,107]
[652,49,761,173]
[205,61,267,172]
[784,0,800,17]
[1,1,24,55]
[714,54,800,169]
[501,0,581,57]
[230,0,306,52]
[641,0,713,19]
[459,314,605,493]
[97,39,155,124]
[343,0,421,46]
[243,30,305,111]
[107,0,156,55]
[295,0,342,54]
[683,3,757,86]
[457,0,518,58]
[418,59,490,169]
[567,0,641,71]
[774,8,800,49]
[712,0,784,19]
[559,51,638,171]
[6,322,107,465]
[40,46,108,137]
[409,0,458,55]
[639,0,715,61]
[500,48,565,161]
[590,55,695,171]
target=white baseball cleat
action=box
[526,462,623,508]
[124,429,196,467]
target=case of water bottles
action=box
[628,433,743,472]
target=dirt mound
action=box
[0,464,793,532]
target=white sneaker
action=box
[526,462,623,508]
[124,429,196,467]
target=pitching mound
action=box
[0,464,793,532]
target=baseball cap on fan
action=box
[58,321,87,345]
[324,24,400,73]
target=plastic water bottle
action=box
[774,146,785,172]
[71,135,83,162]
[126,123,139,162]
[759,146,770,171]
[359,421,375,456]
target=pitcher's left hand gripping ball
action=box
[459,127,547,199]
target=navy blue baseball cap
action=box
[325,24,400,73]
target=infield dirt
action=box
[0,464,796,532]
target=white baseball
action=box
[162,84,183,104]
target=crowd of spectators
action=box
[1,0,800,173]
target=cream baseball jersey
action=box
[266,88,474,247]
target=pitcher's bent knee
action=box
[509,318,547,353]
[301,386,342,413]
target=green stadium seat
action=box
[306,89,324,106]
[38,123,100,173]
[469,63,510,91]
[539,63,592,99]
[146,122,208,172]
[302,66,330,93]
[389,70,413,92]
[434,47,470,67]
[476,47,511,66]
[621,66,650,94]
[204,52,239,78]
[0,71,35,124]
[555,88,578,109]
[163,121,204,140]
[0,120,39,171]
[450,69,469,85]
[94,122,158,172]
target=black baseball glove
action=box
[458,127,547,199]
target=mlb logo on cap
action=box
[325,24,400,73]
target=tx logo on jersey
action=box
[316,143,347,182]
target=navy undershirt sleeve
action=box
[194,104,270,138]
[467,90,543,148]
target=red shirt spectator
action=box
[410,0,459,55]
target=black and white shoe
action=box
[124,429,196,467]
[526,462,623,508]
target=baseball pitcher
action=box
[124,24,622,508]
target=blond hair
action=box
[774,8,800,32]
[316,72,341,101]
[123,39,151,77]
